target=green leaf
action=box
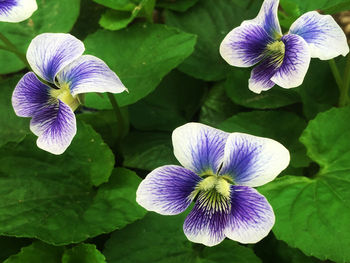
[165,0,262,81]
[199,82,239,127]
[281,0,350,14]
[218,111,310,168]
[297,60,339,120]
[0,237,31,262]
[0,0,80,74]
[259,106,350,262]
[4,242,63,263]
[99,0,155,31]
[93,0,139,11]
[62,244,106,263]
[225,69,301,109]
[0,76,29,147]
[156,0,199,12]
[122,131,179,171]
[0,123,146,245]
[104,213,262,263]
[84,23,196,108]
[129,70,207,131]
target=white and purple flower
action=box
[0,0,37,23]
[12,33,127,155]
[220,0,349,94]
[136,123,290,246]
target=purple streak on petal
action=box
[0,0,16,16]
[12,72,51,117]
[220,23,273,67]
[136,165,201,215]
[271,34,310,88]
[57,55,126,96]
[224,186,274,243]
[249,56,277,93]
[30,99,76,155]
[183,191,230,246]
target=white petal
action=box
[289,11,349,60]
[220,133,290,187]
[172,123,229,175]
[56,55,127,96]
[26,33,85,83]
[271,34,311,89]
[0,0,37,23]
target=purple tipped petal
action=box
[183,191,230,246]
[289,11,349,60]
[172,123,229,175]
[271,34,311,89]
[30,100,76,155]
[220,23,273,67]
[0,0,37,23]
[224,186,275,244]
[56,55,127,96]
[220,133,290,187]
[248,56,277,94]
[136,165,201,215]
[26,33,85,83]
[244,0,281,38]
[12,72,51,117]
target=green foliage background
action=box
[0,0,350,262]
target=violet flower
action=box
[0,0,37,23]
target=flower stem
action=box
[341,54,350,107]
[107,93,125,140]
[0,32,30,68]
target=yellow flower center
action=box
[266,40,285,66]
[50,83,80,111]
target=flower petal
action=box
[248,57,277,94]
[0,0,37,23]
[243,0,281,37]
[30,100,76,155]
[289,11,349,60]
[271,34,311,89]
[220,133,290,187]
[220,23,273,67]
[224,186,275,244]
[56,55,127,96]
[136,165,201,215]
[172,123,229,175]
[12,72,51,117]
[26,33,85,83]
[183,191,230,246]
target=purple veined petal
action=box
[136,165,201,215]
[224,186,275,244]
[243,0,281,38]
[248,56,278,94]
[12,72,51,117]
[220,23,273,67]
[0,0,37,23]
[270,34,311,89]
[220,133,290,187]
[30,100,77,155]
[56,55,127,96]
[183,190,231,246]
[172,123,229,176]
[289,11,349,60]
[26,33,85,83]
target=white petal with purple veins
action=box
[220,133,290,187]
[0,0,37,23]
[220,23,273,67]
[248,57,278,94]
[172,123,229,175]
[27,33,85,83]
[289,11,349,60]
[183,191,230,246]
[271,34,311,89]
[30,99,77,155]
[224,186,275,244]
[12,72,51,117]
[243,0,281,37]
[56,55,127,96]
[136,165,201,215]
